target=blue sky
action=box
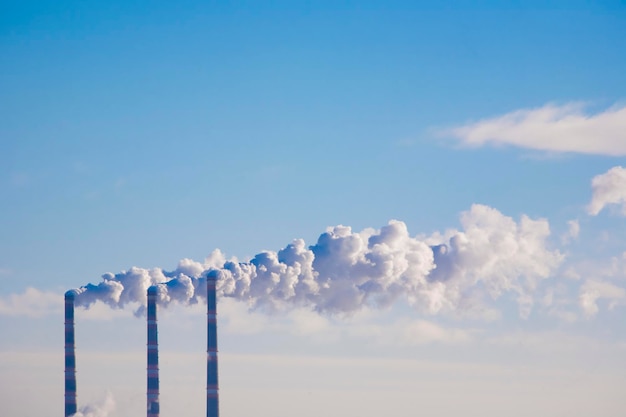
[2,2,626,416]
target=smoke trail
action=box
[71,205,563,318]
[71,392,115,417]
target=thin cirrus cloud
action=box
[443,102,626,156]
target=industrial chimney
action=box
[64,290,77,417]
[207,273,219,417]
[147,286,160,417]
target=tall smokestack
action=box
[147,286,160,417]
[207,273,219,417]
[64,290,77,417]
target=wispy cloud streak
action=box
[444,102,626,156]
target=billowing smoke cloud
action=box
[70,205,563,318]
[426,205,563,318]
[70,251,226,315]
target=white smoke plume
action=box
[71,391,115,417]
[425,204,563,318]
[70,205,563,318]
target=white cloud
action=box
[218,297,473,347]
[332,309,476,346]
[540,285,579,323]
[579,280,626,317]
[389,318,474,345]
[444,102,626,156]
[562,267,582,280]
[587,166,626,216]
[548,309,579,323]
[80,302,135,321]
[561,219,580,244]
[0,287,63,318]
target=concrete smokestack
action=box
[64,290,77,417]
[147,286,160,417]
[207,274,219,417]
